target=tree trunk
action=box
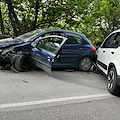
[5,0,21,36]
[0,7,5,35]
[33,0,40,30]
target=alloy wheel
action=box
[108,70,115,90]
[79,57,92,71]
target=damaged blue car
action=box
[0,29,96,73]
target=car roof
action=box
[112,29,120,33]
[46,29,85,36]
[29,29,86,42]
[106,29,120,39]
[101,29,120,46]
[108,29,120,36]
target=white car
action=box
[96,29,120,95]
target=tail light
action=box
[91,47,96,51]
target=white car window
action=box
[102,33,116,48]
[115,33,120,47]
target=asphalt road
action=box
[0,69,119,120]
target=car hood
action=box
[0,38,23,48]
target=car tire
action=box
[78,57,92,72]
[14,54,29,72]
[107,67,120,95]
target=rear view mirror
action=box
[96,42,102,47]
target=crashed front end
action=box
[0,37,29,69]
[0,47,16,67]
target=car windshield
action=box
[16,29,47,42]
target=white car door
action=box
[97,32,117,74]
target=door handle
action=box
[79,48,82,51]
[111,52,114,54]
[47,56,51,62]
[47,56,51,59]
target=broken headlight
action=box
[2,48,15,57]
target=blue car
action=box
[0,29,96,73]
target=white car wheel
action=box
[107,67,120,95]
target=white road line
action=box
[0,93,112,109]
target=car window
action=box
[102,33,116,48]
[36,37,63,54]
[65,33,82,44]
[114,33,120,47]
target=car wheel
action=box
[78,57,92,72]
[14,54,29,71]
[107,67,120,95]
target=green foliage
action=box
[0,0,120,46]
[74,0,120,45]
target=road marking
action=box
[0,93,113,109]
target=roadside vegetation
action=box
[0,0,120,45]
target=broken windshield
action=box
[16,29,47,42]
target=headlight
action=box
[2,48,15,56]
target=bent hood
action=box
[0,38,23,48]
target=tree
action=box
[72,0,120,45]
[4,0,22,35]
[3,0,43,35]
[0,0,120,45]
[0,6,5,34]
[33,0,40,30]
[1,0,93,36]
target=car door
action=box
[60,32,83,65]
[30,35,67,73]
[97,32,118,74]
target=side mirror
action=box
[96,42,102,47]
